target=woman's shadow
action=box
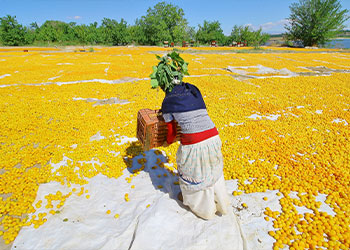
[123,142,186,208]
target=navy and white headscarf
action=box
[161,82,206,114]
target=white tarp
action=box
[12,149,247,250]
[11,141,335,250]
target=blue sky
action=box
[1,0,350,35]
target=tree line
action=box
[0,2,269,47]
[0,0,348,47]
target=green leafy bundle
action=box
[150,50,189,92]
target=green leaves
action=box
[196,20,225,45]
[134,2,189,45]
[149,50,189,92]
[230,25,270,48]
[150,66,158,78]
[150,66,159,88]
[150,79,158,88]
[0,15,28,46]
[285,0,349,46]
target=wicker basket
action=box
[137,109,181,150]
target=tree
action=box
[30,22,39,31]
[72,22,101,45]
[196,20,225,45]
[74,24,89,45]
[67,22,78,42]
[128,24,145,45]
[230,25,254,44]
[0,15,28,46]
[86,22,102,45]
[172,20,192,44]
[135,2,189,45]
[37,20,71,43]
[251,28,270,48]
[101,18,130,45]
[185,26,196,42]
[285,0,349,46]
[230,25,270,47]
[24,22,39,44]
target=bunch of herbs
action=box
[150,50,189,92]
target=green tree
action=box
[86,22,102,45]
[285,0,349,46]
[128,25,144,45]
[101,18,130,45]
[172,20,192,44]
[251,28,270,48]
[66,22,80,43]
[74,24,89,45]
[196,20,225,45]
[135,2,189,45]
[186,26,196,42]
[37,20,71,43]
[135,16,170,45]
[230,25,253,44]
[0,15,28,46]
[230,25,269,47]
[24,22,38,44]
[72,22,100,45]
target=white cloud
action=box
[261,19,289,31]
[245,19,289,34]
[67,16,82,20]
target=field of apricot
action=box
[0,46,349,249]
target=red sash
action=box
[181,127,219,145]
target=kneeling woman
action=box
[161,80,229,220]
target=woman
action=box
[161,80,230,220]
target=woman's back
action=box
[162,82,218,145]
[163,109,215,134]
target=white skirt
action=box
[182,175,230,220]
[176,135,229,219]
